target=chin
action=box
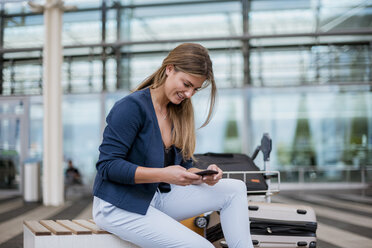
[172,95,184,105]
[171,99,183,105]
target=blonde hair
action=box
[134,43,217,159]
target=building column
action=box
[0,4,4,95]
[42,0,63,206]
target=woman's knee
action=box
[218,178,247,195]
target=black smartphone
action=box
[195,170,218,176]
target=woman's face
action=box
[164,65,206,105]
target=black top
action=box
[158,145,175,193]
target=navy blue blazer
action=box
[93,88,193,215]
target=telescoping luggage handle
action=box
[251,133,272,163]
[252,134,275,180]
[262,133,273,203]
[252,133,275,202]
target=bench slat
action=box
[56,220,92,235]
[72,219,109,234]
[24,220,52,236]
[40,220,72,235]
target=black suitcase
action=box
[194,153,268,193]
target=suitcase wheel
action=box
[194,216,209,228]
[309,241,317,248]
[219,240,228,248]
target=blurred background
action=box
[1,0,371,192]
[0,1,372,248]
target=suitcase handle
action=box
[250,133,272,162]
[261,133,272,162]
[251,146,260,161]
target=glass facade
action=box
[250,44,372,86]
[0,98,26,189]
[0,0,371,187]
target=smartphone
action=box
[195,170,218,176]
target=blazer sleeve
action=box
[96,97,143,185]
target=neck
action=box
[150,87,169,120]
[150,86,169,109]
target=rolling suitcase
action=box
[206,201,317,248]
[192,134,317,247]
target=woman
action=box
[93,43,253,248]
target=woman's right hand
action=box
[162,165,201,186]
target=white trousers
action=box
[93,179,254,248]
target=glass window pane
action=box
[3,60,43,95]
[0,118,20,189]
[0,99,24,115]
[317,34,372,44]
[249,86,372,171]
[210,50,243,88]
[29,93,103,185]
[4,15,44,48]
[127,42,243,90]
[128,51,166,90]
[106,58,117,92]
[62,57,103,93]
[250,0,314,35]
[250,44,371,86]
[313,45,371,84]
[64,0,101,9]
[251,48,314,86]
[194,89,245,154]
[121,1,241,41]
[63,94,101,184]
[319,0,372,31]
[106,9,117,43]
[63,11,101,46]
[4,2,34,15]
[121,0,221,4]
[29,97,43,159]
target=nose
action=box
[184,88,194,98]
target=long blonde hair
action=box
[134,43,217,159]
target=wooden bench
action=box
[23,219,140,248]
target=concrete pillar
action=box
[42,0,64,206]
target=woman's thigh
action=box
[92,196,214,248]
[159,178,247,221]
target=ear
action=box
[165,64,174,76]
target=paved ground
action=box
[0,186,371,248]
[272,189,372,248]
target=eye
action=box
[183,82,191,88]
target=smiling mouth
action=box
[177,92,184,101]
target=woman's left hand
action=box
[202,164,223,186]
